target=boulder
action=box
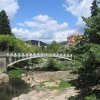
[0,73,9,83]
[12,97,19,100]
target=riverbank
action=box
[13,71,79,100]
[12,86,79,100]
[21,71,78,86]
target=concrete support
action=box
[0,52,7,73]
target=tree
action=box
[77,0,100,92]
[0,10,12,35]
[47,41,60,53]
[83,0,100,44]
[91,0,98,16]
[46,59,59,71]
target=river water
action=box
[0,77,31,100]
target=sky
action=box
[0,0,94,43]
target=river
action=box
[0,77,31,100]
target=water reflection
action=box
[0,77,31,100]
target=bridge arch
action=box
[6,53,73,67]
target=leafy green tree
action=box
[91,0,98,16]
[0,10,12,35]
[0,35,35,52]
[76,0,100,92]
[46,41,60,53]
[46,59,59,71]
[83,0,100,44]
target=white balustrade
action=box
[14,53,17,57]
[67,54,69,58]
[10,53,14,57]
[60,53,62,56]
[32,53,35,56]
[69,54,72,59]
[26,53,29,57]
[6,53,9,57]
[6,53,73,61]
[18,53,21,57]
[29,53,32,57]
[63,54,66,57]
[53,53,55,55]
[21,53,25,57]
[57,54,59,56]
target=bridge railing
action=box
[6,53,72,59]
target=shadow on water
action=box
[0,77,31,100]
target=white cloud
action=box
[63,0,93,31]
[12,28,42,40]
[0,0,19,18]
[25,15,68,31]
[12,15,78,43]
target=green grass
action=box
[38,80,71,90]
[58,80,71,89]
[8,68,25,77]
[39,81,46,87]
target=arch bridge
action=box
[0,52,73,72]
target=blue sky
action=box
[0,0,93,43]
[12,0,77,28]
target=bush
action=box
[55,60,82,71]
[59,80,71,89]
[8,67,25,77]
[84,94,97,100]
[45,59,60,71]
[0,35,34,52]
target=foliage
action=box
[46,41,60,53]
[56,60,82,71]
[0,10,12,35]
[8,67,25,77]
[32,45,43,53]
[58,80,71,89]
[82,0,100,44]
[76,0,100,90]
[91,0,98,16]
[69,1,100,99]
[38,80,71,90]
[84,94,97,100]
[0,35,34,52]
[44,58,60,71]
[47,80,71,90]
[68,94,99,100]
[78,50,100,89]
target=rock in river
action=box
[0,73,9,83]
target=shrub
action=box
[84,94,97,100]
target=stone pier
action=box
[0,52,7,73]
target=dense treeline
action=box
[68,0,100,99]
[0,35,35,52]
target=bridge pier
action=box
[0,52,7,73]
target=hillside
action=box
[26,40,48,46]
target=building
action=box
[67,34,82,47]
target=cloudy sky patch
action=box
[0,0,94,43]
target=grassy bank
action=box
[8,67,25,77]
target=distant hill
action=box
[26,40,48,46]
